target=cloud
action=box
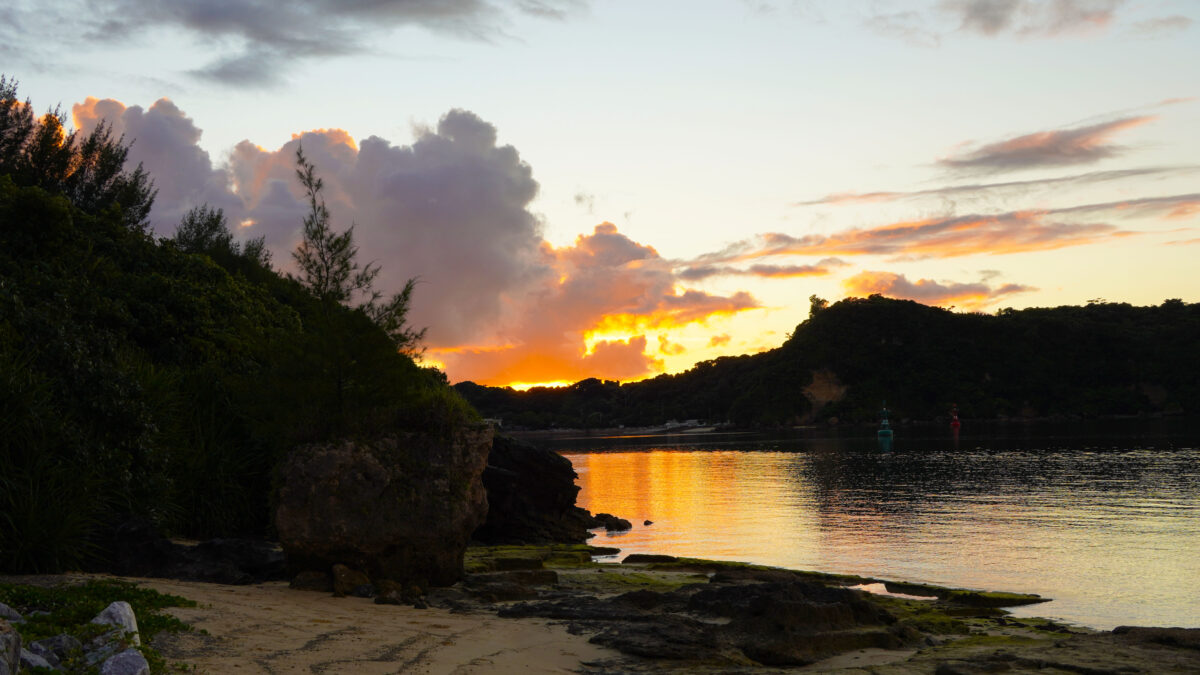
[72,96,239,228]
[708,334,732,347]
[692,205,1136,264]
[573,191,596,214]
[939,115,1155,173]
[657,334,686,356]
[794,167,1199,206]
[843,270,1036,309]
[72,96,759,384]
[676,258,848,281]
[1130,15,1192,37]
[940,0,1123,38]
[864,11,941,47]
[434,223,760,384]
[9,0,586,87]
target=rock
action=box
[19,648,53,671]
[466,582,539,602]
[593,513,632,532]
[622,554,677,564]
[290,570,333,592]
[688,581,906,665]
[589,615,726,661]
[179,538,286,584]
[30,634,82,667]
[276,426,492,587]
[467,570,559,586]
[1112,626,1200,649]
[91,601,141,646]
[492,556,544,571]
[471,435,595,544]
[100,648,150,675]
[86,516,285,584]
[332,564,373,597]
[0,620,20,675]
[0,604,20,623]
[643,520,653,526]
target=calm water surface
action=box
[548,419,1199,630]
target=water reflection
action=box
[554,420,1199,630]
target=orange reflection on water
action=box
[569,450,819,562]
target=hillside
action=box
[455,295,1200,428]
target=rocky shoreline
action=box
[5,545,1197,674]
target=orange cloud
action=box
[708,334,732,347]
[657,334,686,356]
[843,271,1035,310]
[677,258,847,281]
[693,211,1127,264]
[436,223,761,385]
[939,115,1155,173]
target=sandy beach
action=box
[133,577,616,674]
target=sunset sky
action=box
[7,0,1198,387]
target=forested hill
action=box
[455,295,1200,429]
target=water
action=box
[546,419,1200,630]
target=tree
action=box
[291,146,424,353]
[173,204,271,268]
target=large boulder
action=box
[472,435,595,544]
[0,620,19,675]
[276,426,492,587]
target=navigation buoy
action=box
[950,403,961,429]
[878,401,894,452]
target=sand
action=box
[134,577,617,674]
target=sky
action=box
[5,0,1198,388]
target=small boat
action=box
[878,401,894,451]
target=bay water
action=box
[545,419,1200,630]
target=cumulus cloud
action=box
[940,0,1123,38]
[708,334,732,347]
[72,97,759,384]
[434,223,760,384]
[939,115,1155,173]
[843,270,1036,309]
[72,97,239,229]
[794,167,1198,206]
[677,258,848,281]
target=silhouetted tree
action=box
[291,146,424,353]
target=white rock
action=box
[100,648,150,675]
[19,647,53,671]
[0,620,20,675]
[0,604,20,623]
[90,601,141,646]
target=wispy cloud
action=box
[1130,15,1192,38]
[795,167,1197,206]
[693,207,1135,264]
[939,115,1155,173]
[940,0,1124,38]
[676,258,848,281]
[843,270,1036,309]
[8,0,587,87]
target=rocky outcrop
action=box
[500,577,914,667]
[471,435,595,545]
[276,426,492,587]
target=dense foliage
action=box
[457,296,1200,429]
[0,78,474,573]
